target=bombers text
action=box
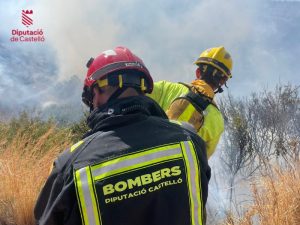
[103,166,182,195]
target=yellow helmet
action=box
[194,46,233,78]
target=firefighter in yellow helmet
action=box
[149,46,233,158]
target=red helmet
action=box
[82,46,153,108]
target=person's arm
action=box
[198,126,220,158]
[34,144,79,225]
[147,80,167,109]
[34,160,65,225]
[34,138,88,225]
[148,81,189,111]
[198,105,224,158]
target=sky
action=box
[0,0,300,116]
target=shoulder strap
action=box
[178,82,219,110]
[177,82,211,111]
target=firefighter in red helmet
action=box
[82,47,154,112]
[34,46,211,225]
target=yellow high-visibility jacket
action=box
[148,80,224,158]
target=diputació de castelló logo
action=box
[10,9,45,42]
[22,10,33,27]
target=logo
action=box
[125,62,143,68]
[102,166,182,196]
[22,10,33,27]
[102,166,183,204]
[10,9,45,43]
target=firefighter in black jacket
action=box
[34,46,211,225]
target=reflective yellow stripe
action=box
[75,167,101,225]
[141,78,146,91]
[97,79,108,87]
[169,120,182,125]
[70,140,84,152]
[178,103,195,121]
[92,144,182,180]
[181,141,203,225]
[181,142,195,225]
[118,75,123,88]
[75,169,90,225]
[92,144,179,172]
[87,167,101,225]
[93,153,182,180]
[188,141,203,225]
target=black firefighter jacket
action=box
[34,95,211,225]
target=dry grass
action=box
[0,119,73,225]
[223,161,300,225]
[1,113,299,225]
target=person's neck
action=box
[118,88,140,98]
[198,79,217,90]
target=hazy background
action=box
[1,0,300,119]
[1,0,300,221]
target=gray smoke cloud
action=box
[32,0,300,91]
[20,0,300,94]
[1,0,299,113]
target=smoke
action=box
[31,0,121,82]
[33,0,261,83]
[38,0,300,88]
[1,0,300,115]
[8,0,299,93]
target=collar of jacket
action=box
[190,79,215,99]
[84,95,167,137]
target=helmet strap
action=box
[88,88,96,113]
[214,81,228,94]
[214,87,223,94]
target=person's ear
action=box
[196,67,201,79]
[93,86,99,95]
[92,86,103,108]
